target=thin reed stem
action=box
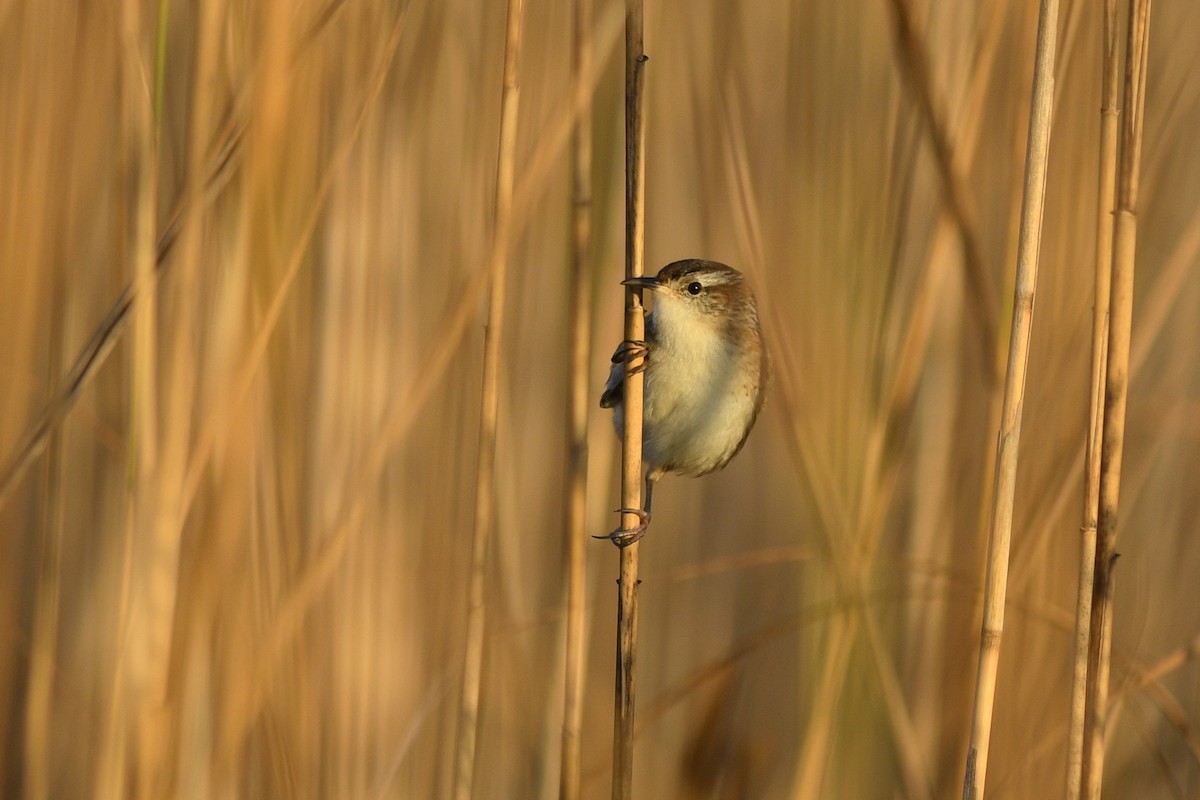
[612,1,647,797]
[560,0,593,796]
[962,0,1061,796]
[1083,1,1154,796]
[453,0,525,797]
[1065,1,1119,797]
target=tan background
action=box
[1,0,1199,797]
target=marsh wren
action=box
[599,259,767,546]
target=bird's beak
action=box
[620,276,661,290]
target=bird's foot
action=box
[594,507,651,548]
[612,339,649,375]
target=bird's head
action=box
[623,259,759,344]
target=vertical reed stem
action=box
[962,1,1061,796]
[1065,1,1119,797]
[1083,2,1153,796]
[453,1,525,797]
[560,0,593,795]
[612,1,647,797]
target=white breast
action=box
[640,297,760,477]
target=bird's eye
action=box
[686,281,703,295]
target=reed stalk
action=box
[1064,1,1120,797]
[453,0,525,797]
[611,1,647,797]
[962,0,1061,796]
[1082,2,1154,797]
[560,0,594,796]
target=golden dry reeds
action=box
[2,1,1200,798]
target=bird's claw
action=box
[594,507,651,548]
[612,340,649,375]
[612,339,647,361]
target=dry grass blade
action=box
[0,0,349,510]
[886,0,999,374]
[179,7,410,514]
[220,265,490,766]
[963,0,1062,796]
[774,5,1010,791]
[1083,1,1155,797]
[213,0,601,769]
[0,112,244,510]
[453,0,526,797]
[1065,0,1120,797]
[183,23,416,757]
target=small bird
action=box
[600,259,768,546]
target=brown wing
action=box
[599,355,623,408]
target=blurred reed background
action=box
[1,0,1199,797]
